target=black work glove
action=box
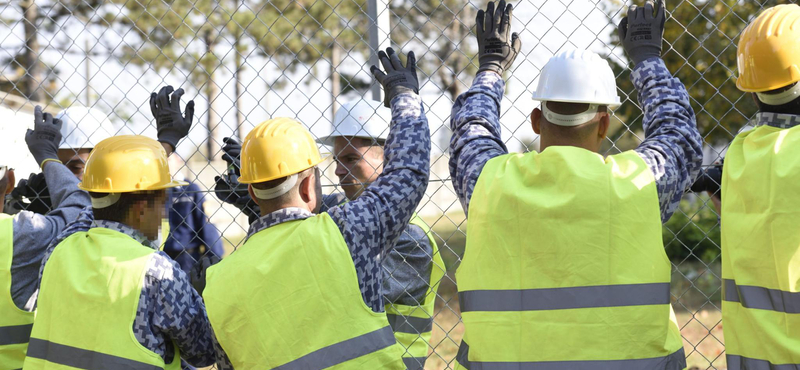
[221,137,242,176]
[150,86,195,151]
[618,0,666,66]
[476,0,521,75]
[190,254,221,295]
[214,173,261,223]
[370,47,419,108]
[26,106,63,167]
[690,163,723,199]
[9,172,52,214]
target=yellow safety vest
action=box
[0,214,34,370]
[385,215,446,370]
[204,212,406,369]
[455,147,685,369]
[23,227,180,370]
[721,124,800,368]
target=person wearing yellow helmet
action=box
[720,4,800,369]
[203,47,430,369]
[0,106,91,369]
[22,88,216,369]
[449,0,701,368]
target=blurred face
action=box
[333,137,384,200]
[133,191,167,240]
[57,149,91,181]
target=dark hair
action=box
[89,191,163,222]
[755,83,800,115]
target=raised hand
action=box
[370,47,419,108]
[150,85,195,151]
[476,0,521,75]
[618,0,666,66]
[26,105,63,168]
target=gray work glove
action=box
[618,0,666,67]
[476,0,521,75]
[26,106,63,167]
[150,85,194,151]
[370,47,419,108]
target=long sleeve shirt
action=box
[34,208,216,367]
[322,192,435,307]
[213,92,431,368]
[164,182,225,273]
[10,162,91,309]
[449,58,703,223]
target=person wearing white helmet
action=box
[317,99,445,369]
[0,106,91,367]
[448,0,701,368]
[55,106,118,180]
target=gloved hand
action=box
[221,137,242,176]
[214,173,261,222]
[150,86,195,151]
[26,106,63,167]
[370,47,419,108]
[9,172,52,214]
[476,0,521,75]
[190,254,221,295]
[618,0,666,66]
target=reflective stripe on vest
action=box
[721,125,800,365]
[723,279,800,314]
[727,355,800,370]
[0,214,35,369]
[23,228,178,370]
[204,213,406,368]
[271,326,396,370]
[459,283,670,312]
[456,340,687,370]
[26,338,162,370]
[456,148,684,366]
[384,215,445,368]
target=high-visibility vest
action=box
[0,214,34,370]
[721,124,800,369]
[455,147,685,369]
[385,215,446,370]
[23,227,180,370]
[204,212,406,369]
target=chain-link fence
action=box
[1,0,786,368]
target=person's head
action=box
[79,135,187,240]
[737,4,800,114]
[56,107,117,181]
[317,99,390,200]
[0,166,15,214]
[530,49,621,153]
[240,118,325,215]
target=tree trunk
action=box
[204,30,220,159]
[21,0,43,102]
[85,35,92,106]
[330,39,342,118]
[234,36,246,141]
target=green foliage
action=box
[606,0,788,147]
[663,197,720,264]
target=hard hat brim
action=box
[238,156,327,184]
[315,134,385,147]
[78,179,189,193]
[531,95,622,109]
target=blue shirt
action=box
[164,182,224,273]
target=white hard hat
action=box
[56,107,117,150]
[316,99,391,146]
[531,49,621,108]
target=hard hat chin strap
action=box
[757,83,800,106]
[91,193,121,209]
[252,174,299,200]
[542,103,599,127]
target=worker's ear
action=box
[531,108,542,135]
[598,113,610,140]
[4,170,15,195]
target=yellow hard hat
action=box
[737,4,800,92]
[79,135,188,192]
[239,118,323,184]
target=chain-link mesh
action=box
[1,0,784,368]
